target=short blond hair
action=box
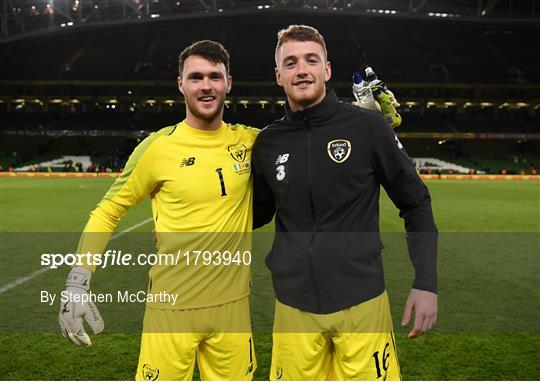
[275,24,328,64]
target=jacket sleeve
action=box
[369,112,438,293]
[252,136,276,230]
[77,133,159,272]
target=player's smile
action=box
[198,95,217,107]
[293,79,314,90]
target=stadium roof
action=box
[2,0,539,40]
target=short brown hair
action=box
[178,40,230,76]
[275,25,327,64]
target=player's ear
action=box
[177,75,184,95]
[325,61,332,82]
[275,67,283,87]
[227,74,232,94]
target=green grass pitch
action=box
[0,178,539,380]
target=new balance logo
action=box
[394,135,403,150]
[275,153,289,165]
[180,157,196,167]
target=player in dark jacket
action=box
[253,25,438,381]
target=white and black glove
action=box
[384,88,401,107]
[58,267,104,346]
[353,99,382,112]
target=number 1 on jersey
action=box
[215,168,227,197]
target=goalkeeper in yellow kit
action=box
[58,40,259,380]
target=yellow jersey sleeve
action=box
[77,126,175,271]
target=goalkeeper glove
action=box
[58,267,104,346]
[373,88,402,128]
[354,91,402,128]
[383,88,400,108]
[354,98,382,112]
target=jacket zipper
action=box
[305,117,323,313]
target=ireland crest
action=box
[327,139,351,163]
[228,144,247,162]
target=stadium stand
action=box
[1,1,539,174]
[1,14,539,84]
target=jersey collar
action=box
[284,88,339,125]
[180,120,227,138]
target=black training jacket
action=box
[252,89,438,314]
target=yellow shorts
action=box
[270,291,401,381]
[135,297,256,381]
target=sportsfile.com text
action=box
[40,250,252,269]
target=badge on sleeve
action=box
[327,140,351,163]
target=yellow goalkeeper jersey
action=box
[77,120,260,309]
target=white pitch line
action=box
[0,217,154,294]
[0,267,51,294]
[110,217,153,240]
